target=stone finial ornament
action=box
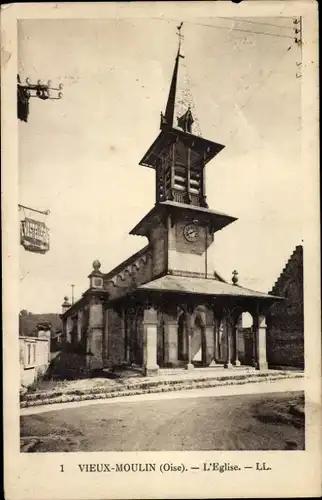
[61,295,71,313]
[92,260,101,272]
[232,270,239,286]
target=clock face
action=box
[183,223,199,242]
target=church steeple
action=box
[160,23,201,136]
[139,24,226,209]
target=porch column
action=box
[224,313,233,369]
[163,315,178,366]
[61,317,67,341]
[125,312,131,363]
[205,309,215,366]
[185,311,194,370]
[233,320,241,366]
[254,314,268,370]
[66,317,73,344]
[120,308,127,364]
[213,316,221,364]
[87,297,104,370]
[252,316,258,368]
[77,310,83,343]
[143,306,159,376]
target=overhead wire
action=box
[219,40,298,154]
[154,17,296,40]
[218,16,295,30]
[155,16,299,149]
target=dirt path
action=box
[21,391,304,452]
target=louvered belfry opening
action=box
[156,138,206,207]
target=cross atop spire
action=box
[160,23,202,136]
[176,22,184,56]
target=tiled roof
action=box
[129,201,237,237]
[138,275,282,300]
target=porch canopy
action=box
[138,275,279,299]
[108,273,283,311]
[107,274,283,373]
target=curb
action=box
[20,373,303,409]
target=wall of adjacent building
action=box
[266,246,304,368]
[20,336,50,388]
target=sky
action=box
[18,16,303,314]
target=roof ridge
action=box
[103,244,150,281]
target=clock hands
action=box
[185,225,198,239]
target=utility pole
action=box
[17,74,63,122]
[294,17,303,79]
[294,16,302,45]
[71,284,75,305]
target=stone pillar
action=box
[66,316,73,344]
[185,311,194,371]
[61,317,67,340]
[212,317,220,364]
[236,316,245,365]
[77,310,83,343]
[254,314,268,370]
[120,308,126,364]
[204,309,215,366]
[103,308,109,366]
[252,316,258,368]
[224,314,233,369]
[164,319,178,366]
[125,312,131,364]
[233,320,241,366]
[143,306,159,376]
[86,297,104,371]
[217,320,224,362]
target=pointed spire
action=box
[161,23,202,136]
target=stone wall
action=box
[266,245,304,368]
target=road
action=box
[21,390,304,452]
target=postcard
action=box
[2,1,320,499]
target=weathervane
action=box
[17,74,63,122]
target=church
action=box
[60,28,283,376]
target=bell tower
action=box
[130,24,238,279]
[140,23,225,209]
